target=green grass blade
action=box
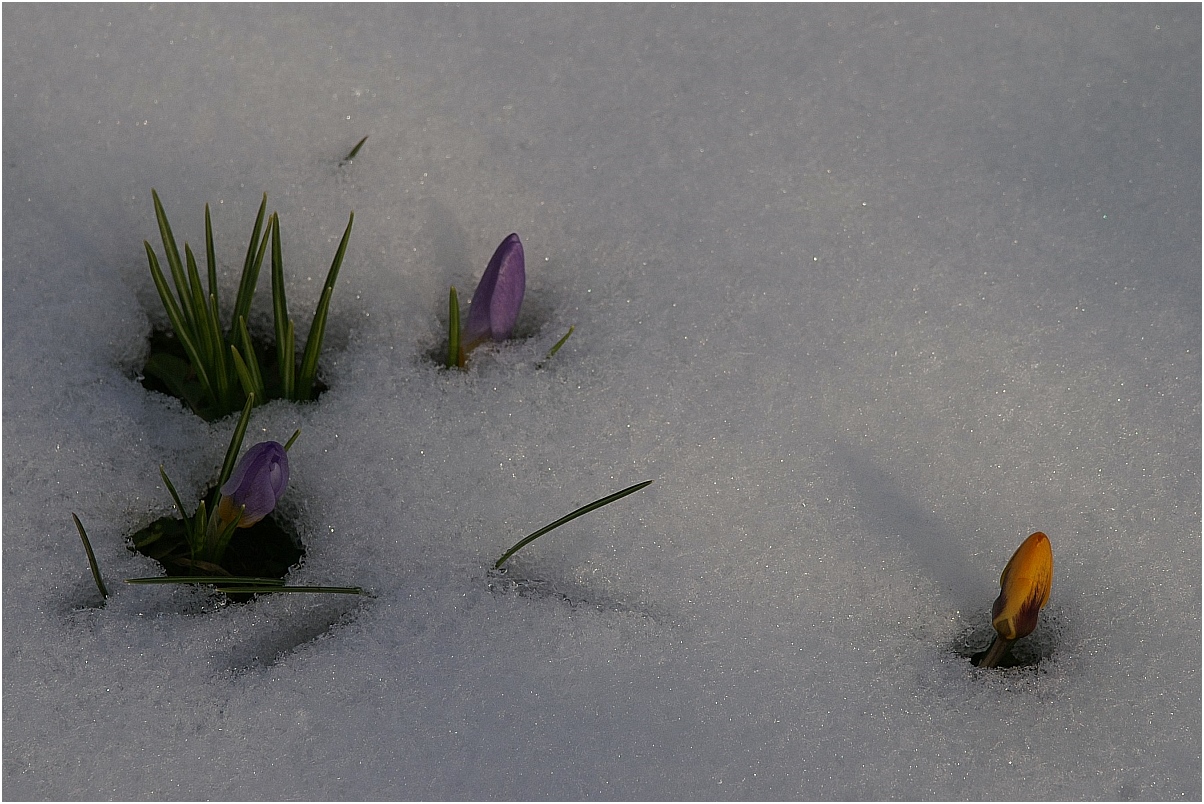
[544,326,575,362]
[235,316,266,400]
[190,499,209,558]
[283,318,296,398]
[230,344,258,401]
[161,464,193,527]
[124,575,361,595]
[283,429,302,451]
[183,244,213,366]
[207,293,232,409]
[343,135,368,162]
[186,248,228,410]
[269,215,295,396]
[494,480,654,569]
[216,394,255,493]
[298,210,354,398]
[230,194,269,343]
[125,575,284,586]
[205,203,218,302]
[213,585,365,595]
[72,514,109,599]
[151,189,196,333]
[297,286,332,398]
[145,243,214,402]
[447,286,461,368]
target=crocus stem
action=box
[447,286,462,368]
[976,635,1014,668]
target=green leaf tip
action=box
[541,325,575,365]
[494,479,654,569]
[72,514,109,599]
[342,135,369,163]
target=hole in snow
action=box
[137,326,329,422]
[128,485,305,603]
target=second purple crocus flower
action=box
[456,233,525,364]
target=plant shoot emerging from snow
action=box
[143,190,354,420]
[445,233,574,368]
[974,531,1053,668]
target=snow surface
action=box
[3,4,1200,800]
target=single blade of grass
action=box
[447,286,461,368]
[151,189,196,333]
[298,287,332,397]
[230,194,270,343]
[214,585,365,595]
[343,135,368,162]
[205,203,218,301]
[190,499,208,558]
[125,575,285,586]
[159,465,191,526]
[72,514,108,599]
[494,480,654,569]
[283,429,302,451]
[235,316,266,400]
[297,210,354,398]
[270,214,293,397]
[228,198,269,349]
[183,245,213,367]
[545,325,575,361]
[205,290,232,408]
[209,293,234,409]
[145,243,215,403]
[230,344,258,401]
[124,576,362,596]
[283,318,296,399]
[216,394,255,492]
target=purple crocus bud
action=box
[216,441,289,529]
[462,233,525,353]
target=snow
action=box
[3,4,1200,799]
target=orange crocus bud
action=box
[991,531,1053,641]
[975,531,1053,668]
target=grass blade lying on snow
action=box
[494,480,653,569]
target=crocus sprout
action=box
[448,233,525,367]
[143,191,354,420]
[153,395,298,568]
[975,531,1053,668]
[464,233,525,351]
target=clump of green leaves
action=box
[143,190,354,420]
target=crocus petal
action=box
[990,531,1053,641]
[218,441,289,528]
[463,233,525,350]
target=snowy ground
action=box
[3,5,1200,800]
